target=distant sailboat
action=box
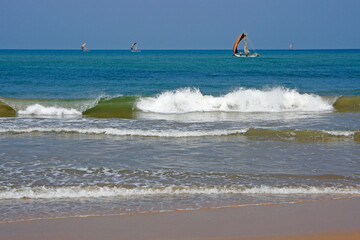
[233,33,259,57]
[289,42,294,50]
[81,43,88,52]
[130,42,141,52]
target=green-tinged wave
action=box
[245,128,359,142]
[83,96,137,118]
[0,100,16,117]
[0,97,97,117]
[354,132,360,142]
[333,96,360,112]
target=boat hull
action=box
[233,53,259,58]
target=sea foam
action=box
[0,127,247,137]
[0,185,358,200]
[18,104,82,116]
[136,87,333,113]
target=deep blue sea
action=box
[1,50,360,98]
[0,50,359,222]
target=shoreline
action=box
[0,197,359,240]
[0,197,358,224]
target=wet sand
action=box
[206,231,360,240]
[0,198,359,240]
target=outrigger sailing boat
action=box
[232,33,259,57]
[81,43,88,52]
[130,42,141,52]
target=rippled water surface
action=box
[0,50,359,222]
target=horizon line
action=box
[1,48,360,51]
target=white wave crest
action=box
[323,131,356,137]
[0,127,247,137]
[136,87,333,113]
[18,104,82,116]
[0,186,358,200]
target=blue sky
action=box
[0,0,359,49]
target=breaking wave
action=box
[136,87,334,113]
[1,88,359,118]
[18,104,82,116]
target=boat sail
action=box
[81,43,88,52]
[289,42,294,50]
[244,38,250,54]
[130,42,141,52]
[233,33,246,55]
[233,33,259,57]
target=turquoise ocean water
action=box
[0,50,359,222]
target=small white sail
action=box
[244,38,250,54]
[81,43,87,51]
[289,42,293,50]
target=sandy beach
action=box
[0,198,359,240]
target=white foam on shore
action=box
[323,130,356,137]
[18,104,82,116]
[0,127,357,138]
[136,87,333,113]
[0,186,358,200]
[0,127,248,137]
